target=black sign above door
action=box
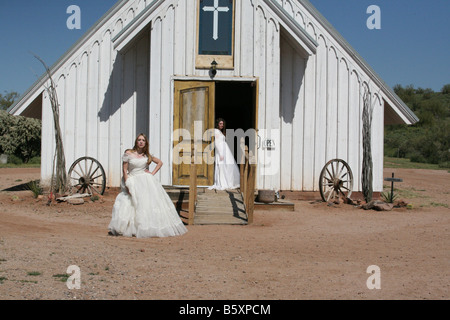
[198,0,234,56]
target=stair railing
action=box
[240,142,256,224]
[188,143,197,225]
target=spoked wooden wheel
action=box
[68,157,106,195]
[319,159,353,202]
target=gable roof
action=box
[8,0,127,117]
[9,0,418,125]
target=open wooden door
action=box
[173,81,215,186]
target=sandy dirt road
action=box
[0,167,448,300]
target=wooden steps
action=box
[166,186,295,225]
[194,189,248,225]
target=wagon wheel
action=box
[319,159,353,202]
[68,157,106,195]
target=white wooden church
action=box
[10,0,418,193]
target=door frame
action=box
[171,76,259,187]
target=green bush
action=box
[439,161,450,169]
[28,156,41,165]
[381,190,398,203]
[409,153,427,164]
[27,180,43,198]
[7,154,23,165]
[0,110,41,163]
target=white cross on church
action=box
[202,0,230,40]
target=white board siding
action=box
[337,58,349,162]
[280,38,293,190]
[275,0,388,192]
[280,33,307,191]
[109,50,123,187]
[34,0,391,193]
[75,53,89,161]
[40,90,55,187]
[348,70,361,192]
[291,53,306,191]
[160,6,175,184]
[301,22,316,191]
[173,0,186,75]
[185,1,196,76]
[98,31,113,181]
[233,0,242,76]
[326,47,338,164]
[312,35,326,191]
[135,32,150,138]
[372,93,384,192]
[254,5,267,190]
[121,45,136,156]
[149,17,163,180]
[254,5,283,190]
[265,18,281,191]
[87,41,100,162]
[146,6,178,185]
[240,0,255,77]
[65,63,77,166]
[56,74,66,160]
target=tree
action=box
[34,54,68,195]
[441,84,450,94]
[0,91,20,110]
[362,88,374,203]
[386,84,450,168]
[0,111,16,154]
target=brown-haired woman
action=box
[108,133,187,238]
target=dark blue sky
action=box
[0,0,117,95]
[308,0,449,92]
[0,0,448,96]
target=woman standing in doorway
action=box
[108,133,187,238]
[209,118,240,190]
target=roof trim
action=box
[112,0,165,51]
[10,0,418,125]
[264,0,318,56]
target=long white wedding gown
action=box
[108,152,188,238]
[209,129,240,190]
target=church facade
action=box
[9,0,418,192]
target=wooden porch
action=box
[169,144,295,226]
[173,145,256,226]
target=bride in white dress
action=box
[209,118,240,190]
[108,134,187,238]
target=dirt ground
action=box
[0,167,448,300]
